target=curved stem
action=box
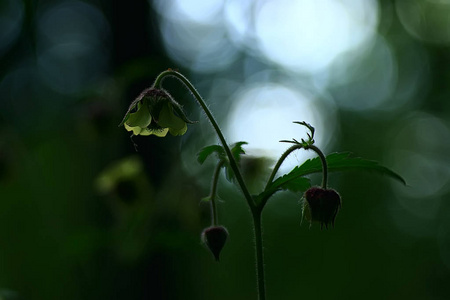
[253,209,266,300]
[265,144,304,191]
[154,70,264,300]
[209,160,224,226]
[262,143,328,210]
[305,144,328,189]
[154,70,255,208]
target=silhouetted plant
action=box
[120,69,405,300]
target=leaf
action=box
[197,142,248,184]
[319,152,404,184]
[269,152,406,193]
[197,141,247,166]
[256,152,405,205]
[224,142,248,182]
[254,177,311,205]
[197,145,225,164]
[278,176,311,193]
[231,142,248,162]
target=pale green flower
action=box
[120,88,193,137]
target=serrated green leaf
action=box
[231,141,248,162]
[197,141,247,166]
[223,141,248,183]
[256,152,405,205]
[278,176,311,192]
[254,177,311,205]
[197,142,249,185]
[268,152,406,193]
[197,145,225,164]
[269,169,311,193]
[315,152,405,184]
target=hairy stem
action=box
[154,70,254,208]
[154,70,265,300]
[252,209,266,300]
[305,144,328,189]
[210,161,224,226]
[265,144,304,191]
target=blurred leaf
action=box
[197,145,225,164]
[197,142,248,183]
[225,142,248,182]
[0,289,20,300]
[230,141,248,162]
[95,156,143,194]
[201,196,211,202]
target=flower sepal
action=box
[201,226,228,261]
[302,187,341,229]
[120,87,195,137]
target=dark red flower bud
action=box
[302,187,341,229]
[201,226,228,261]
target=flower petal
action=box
[158,103,186,131]
[169,123,187,136]
[169,98,196,124]
[140,127,169,137]
[124,123,143,135]
[119,98,140,126]
[125,100,152,128]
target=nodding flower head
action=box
[120,88,194,137]
[302,187,341,229]
[201,226,228,261]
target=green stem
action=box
[154,70,255,208]
[305,144,328,189]
[252,209,266,300]
[209,161,224,226]
[258,144,305,210]
[262,143,328,210]
[265,144,304,191]
[154,70,265,300]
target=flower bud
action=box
[201,226,228,261]
[302,187,341,229]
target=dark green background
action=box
[0,0,449,299]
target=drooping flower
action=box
[120,88,194,137]
[201,226,228,261]
[302,187,341,229]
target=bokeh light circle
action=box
[328,36,397,111]
[159,19,238,72]
[172,0,224,24]
[254,0,379,74]
[36,0,110,94]
[153,0,238,72]
[396,0,450,44]
[226,83,332,172]
[387,112,450,224]
[0,0,24,57]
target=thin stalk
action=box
[154,70,265,300]
[262,143,328,210]
[305,144,327,188]
[209,161,224,226]
[154,70,255,208]
[265,144,303,191]
[252,209,266,300]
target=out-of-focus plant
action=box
[119,69,405,300]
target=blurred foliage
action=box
[0,0,449,299]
